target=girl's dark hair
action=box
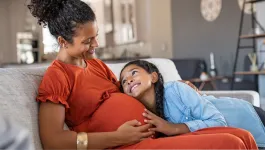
[27,0,96,43]
[120,60,165,119]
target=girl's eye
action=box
[132,71,137,76]
[122,80,126,85]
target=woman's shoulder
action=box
[45,60,69,76]
[41,61,72,85]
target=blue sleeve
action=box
[171,82,227,132]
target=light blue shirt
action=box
[163,81,265,147]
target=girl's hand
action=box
[143,109,179,136]
[117,120,154,145]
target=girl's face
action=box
[120,64,157,100]
[62,21,99,60]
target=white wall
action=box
[135,0,173,58]
[8,0,29,63]
[256,2,265,108]
[0,0,10,64]
[0,0,40,64]
[148,0,173,58]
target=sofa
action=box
[0,58,260,149]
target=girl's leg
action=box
[120,133,247,149]
[194,127,258,149]
[253,106,265,127]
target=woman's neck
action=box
[139,85,157,114]
[57,49,86,68]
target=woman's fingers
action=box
[137,124,151,132]
[141,131,154,139]
[126,119,141,126]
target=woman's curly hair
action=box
[27,0,96,43]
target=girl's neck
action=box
[139,85,157,113]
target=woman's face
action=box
[120,64,155,99]
[65,21,99,60]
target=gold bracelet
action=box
[77,132,88,149]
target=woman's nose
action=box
[91,38,99,48]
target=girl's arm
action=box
[170,82,227,132]
[143,109,190,136]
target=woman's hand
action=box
[143,109,189,136]
[117,120,154,145]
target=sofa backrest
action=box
[107,58,181,82]
[0,58,181,149]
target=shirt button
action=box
[186,117,188,120]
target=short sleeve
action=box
[37,67,71,109]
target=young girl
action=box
[120,60,265,148]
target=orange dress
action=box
[37,59,258,149]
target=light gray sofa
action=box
[0,58,260,149]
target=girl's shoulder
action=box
[164,81,185,90]
[164,80,201,95]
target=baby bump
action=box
[85,93,146,132]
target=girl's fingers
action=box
[148,128,158,132]
[142,113,153,119]
[144,119,156,125]
[144,109,155,116]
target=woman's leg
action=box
[120,133,246,149]
[194,127,258,149]
[253,106,265,127]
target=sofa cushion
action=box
[0,68,46,150]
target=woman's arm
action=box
[39,102,152,149]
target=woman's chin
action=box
[84,53,95,60]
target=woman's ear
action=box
[151,72,159,83]
[58,36,68,48]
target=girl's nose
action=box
[127,77,134,85]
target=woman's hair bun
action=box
[28,0,68,25]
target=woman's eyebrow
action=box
[83,29,99,42]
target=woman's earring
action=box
[62,44,68,49]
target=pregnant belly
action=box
[82,93,146,132]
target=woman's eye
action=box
[83,39,91,44]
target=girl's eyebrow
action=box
[121,68,139,81]
[129,68,138,72]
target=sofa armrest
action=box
[201,91,260,107]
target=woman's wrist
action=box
[84,131,127,149]
[112,131,127,145]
